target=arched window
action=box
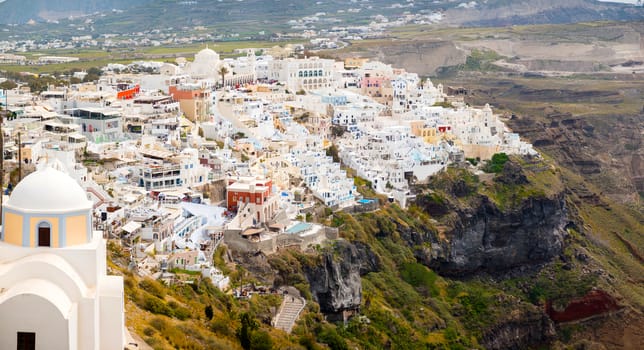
[298,71,303,77]
[303,71,308,77]
[37,221,51,247]
[319,70,323,76]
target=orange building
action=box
[116,84,140,100]
[226,177,272,212]
[169,85,212,122]
[226,176,280,224]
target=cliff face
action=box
[426,193,567,276]
[303,241,380,314]
[411,163,568,276]
[481,306,556,350]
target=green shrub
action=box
[400,263,440,297]
[528,264,597,308]
[168,301,191,320]
[210,314,236,338]
[483,153,509,173]
[142,294,173,317]
[294,283,312,300]
[458,290,488,318]
[317,326,348,350]
[331,214,345,228]
[463,49,504,71]
[433,101,455,108]
[143,327,155,337]
[149,316,169,332]
[250,330,273,350]
[139,278,166,299]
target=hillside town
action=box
[2,0,644,347]
[0,47,537,297]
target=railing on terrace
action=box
[173,215,202,238]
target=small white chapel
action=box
[0,166,125,350]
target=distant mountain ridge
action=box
[0,0,154,24]
[0,0,641,31]
[444,0,643,26]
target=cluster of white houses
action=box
[2,46,537,217]
[0,46,538,348]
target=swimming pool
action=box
[286,222,312,234]
[357,199,374,204]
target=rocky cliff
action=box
[415,163,567,276]
[426,192,567,276]
[481,305,556,350]
[303,240,380,314]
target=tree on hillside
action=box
[0,80,17,90]
[483,152,509,173]
[237,312,259,350]
[218,66,229,88]
[204,305,213,320]
[83,67,103,82]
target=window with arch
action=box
[303,71,308,77]
[37,221,51,247]
[298,71,303,77]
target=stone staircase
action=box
[273,296,306,333]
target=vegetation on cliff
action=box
[105,154,643,349]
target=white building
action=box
[184,48,226,81]
[287,146,356,207]
[0,167,125,350]
[440,104,537,159]
[268,57,336,92]
[254,55,273,81]
[338,124,451,195]
[66,107,124,143]
[138,148,209,191]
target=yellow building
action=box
[2,167,92,248]
[409,121,442,144]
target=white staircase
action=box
[273,296,305,333]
